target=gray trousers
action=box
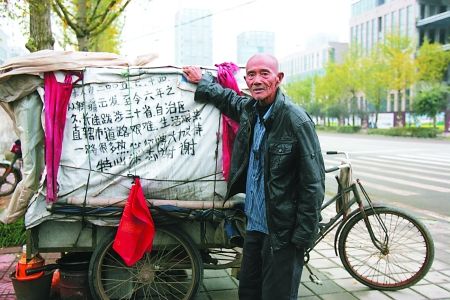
[238,231,305,300]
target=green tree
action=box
[316,62,349,125]
[360,45,389,126]
[338,45,365,126]
[414,83,449,128]
[284,76,322,123]
[53,0,132,51]
[416,39,450,83]
[380,34,417,125]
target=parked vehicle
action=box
[0,140,22,197]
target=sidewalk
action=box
[1,214,449,300]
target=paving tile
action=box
[302,267,328,283]
[207,289,238,300]
[429,259,450,271]
[422,270,450,284]
[0,255,15,265]
[320,267,353,279]
[202,277,237,291]
[298,295,322,300]
[333,278,371,292]
[382,288,427,300]
[439,282,450,292]
[303,279,345,295]
[320,292,358,300]
[203,269,229,278]
[310,258,340,269]
[411,284,450,299]
[352,290,392,300]
[316,249,337,259]
[298,283,315,296]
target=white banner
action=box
[55,67,227,204]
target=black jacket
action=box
[195,73,325,250]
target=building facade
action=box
[236,31,275,65]
[349,0,449,128]
[280,42,348,83]
[174,8,213,66]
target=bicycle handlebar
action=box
[324,151,351,173]
[325,166,339,173]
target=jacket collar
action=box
[262,88,284,128]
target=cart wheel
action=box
[89,226,203,300]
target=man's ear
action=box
[276,72,284,84]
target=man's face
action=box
[245,56,283,106]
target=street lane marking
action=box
[378,155,450,168]
[325,173,417,196]
[351,157,450,177]
[352,163,450,185]
[397,154,450,164]
[353,171,450,193]
[369,156,450,172]
[354,180,418,196]
[325,158,450,192]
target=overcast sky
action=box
[121,0,353,65]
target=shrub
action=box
[367,127,439,138]
[316,126,361,133]
[337,126,361,133]
[0,218,26,248]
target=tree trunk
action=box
[76,0,89,51]
[77,35,89,51]
[26,0,54,52]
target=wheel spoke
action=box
[90,227,203,299]
[339,207,434,290]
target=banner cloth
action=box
[25,67,230,227]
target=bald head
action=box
[246,53,279,73]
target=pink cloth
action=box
[215,62,241,181]
[44,72,80,203]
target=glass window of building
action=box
[391,10,398,33]
[439,28,446,45]
[420,4,425,19]
[428,28,436,43]
[429,5,436,16]
[371,19,376,48]
[384,13,390,34]
[399,8,406,36]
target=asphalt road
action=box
[318,132,450,221]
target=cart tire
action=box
[89,226,203,300]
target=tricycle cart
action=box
[0,51,248,300]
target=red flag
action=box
[113,178,155,266]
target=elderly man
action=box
[183,53,325,300]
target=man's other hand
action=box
[182,66,202,84]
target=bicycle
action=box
[0,139,23,197]
[304,151,434,291]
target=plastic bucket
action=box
[10,270,54,300]
[59,269,92,300]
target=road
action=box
[318,132,450,220]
